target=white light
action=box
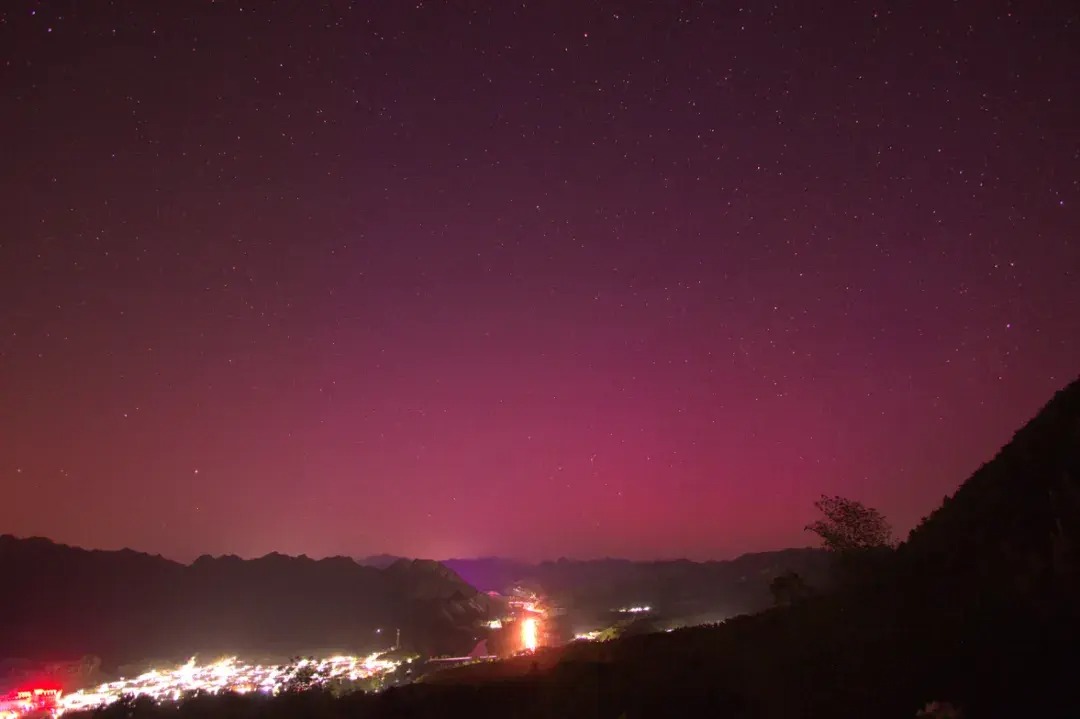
[51,652,401,717]
[614,605,651,614]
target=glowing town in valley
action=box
[0,653,400,719]
[0,588,646,719]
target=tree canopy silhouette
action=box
[805,495,894,553]
[768,571,811,606]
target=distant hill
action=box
[0,537,491,667]
[443,548,830,622]
[0,534,828,671]
[356,554,407,569]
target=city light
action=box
[0,653,401,719]
[0,689,62,719]
[521,617,538,652]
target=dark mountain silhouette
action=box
[383,559,495,656]
[385,558,480,601]
[356,554,406,570]
[443,548,830,621]
[0,537,491,667]
[901,376,1080,600]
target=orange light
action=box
[521,617,538,652]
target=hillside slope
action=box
[0,537,490,667]
[901,377,1080,603]
[444,548,830,621]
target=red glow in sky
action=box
[0,2,1077,562]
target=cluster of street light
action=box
[615,605,652,614]
[56,653,400,715]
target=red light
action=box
[521,617,539,652]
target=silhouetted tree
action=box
[805,495,894,552]
[769,571,811,606]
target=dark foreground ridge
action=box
[55,375,1080,718]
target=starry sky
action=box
[1,0,1077,563]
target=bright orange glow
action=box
[521,617,538,652]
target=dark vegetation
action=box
[0,540,814,674]
[32,377,1080,716]
[0,545,489,665]
[444,549,831,622]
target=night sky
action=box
[1,1,1077,562]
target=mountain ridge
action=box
[0,535,489,667]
